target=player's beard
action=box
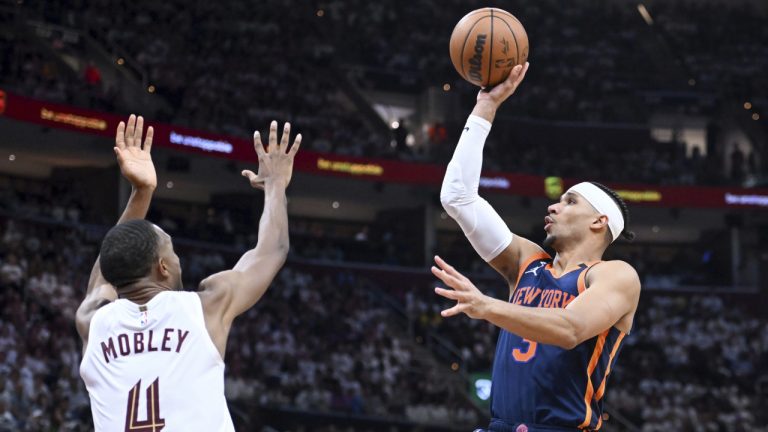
[542,234,556,249]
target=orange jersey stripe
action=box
[595,332,626,401]
[575,261,601,294]
[511,252,551,298]
[579,329,609,429]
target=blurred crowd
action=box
[610,295,768,431]
[2,172,767,430]
[0,217,93,431]
[652,1,768,100]
[30,0,394,159]
[3,0,765,185]
[223,266,476,426]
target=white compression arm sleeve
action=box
[440,115,513,262]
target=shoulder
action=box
[588,260,641,293]
[82,299,114,325]
[169,290,203,306]
[75,293,115,341]
[197,271,237,310]
[593,259,638,275]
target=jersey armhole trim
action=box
[576,260,603,294]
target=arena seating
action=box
[3,0,765,185]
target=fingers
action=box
[115,121,126,149]
[289,133,302,157]
[113,146,123,161]
[269,120,278,152]
[143,126,154,152]
[441,304,465,318]
[513,62,530,86]
[241,170,265,190]
[253,130,266,159]
[261,120,300,155]
[134,116,144,148]
[431,265,463,289]
[502,62,529,91]
[434,255,465,281]
[280,122,291,152]
[125,114,136,147]
[241,169,257,182]
[434,287,462,301]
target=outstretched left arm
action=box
[432,257,640,349]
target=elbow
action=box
[439,182,464,218]
[439,192,456,216]
[556,317,584,350]
[274,242,289,262]
[439,162,463,215]
[556,333,579,350]
[439,179,455,211]
[440,163,478,217]
[277,241,290,262]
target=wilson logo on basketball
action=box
[468,34,487,82]
[449,7,529,87]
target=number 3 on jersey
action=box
[125,378,165,431]
[512,338,538,362]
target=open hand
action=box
[431,256,490,319]
[242,121,301,190]
[114,114,156,190]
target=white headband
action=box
[567,182,625,242]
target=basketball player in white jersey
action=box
[76,115,300,431]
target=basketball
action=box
[449,8,529,87]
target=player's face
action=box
[153,226,183,291]
[543,192,601,249]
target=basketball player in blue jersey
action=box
[435,63,641,432]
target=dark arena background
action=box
[1,0,768,431]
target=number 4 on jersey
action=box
[125,378,165,431]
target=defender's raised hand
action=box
[242,121,301,190]
[114,114,156,190]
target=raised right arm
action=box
[440,62,545,287]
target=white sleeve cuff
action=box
[467,115,492,132]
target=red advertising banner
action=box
[2,90,767,209]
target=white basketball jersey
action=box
[80,291,234,432]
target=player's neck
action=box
[551,242,603,275]
[117,281,174,305]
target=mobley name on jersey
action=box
[99,327,190,364]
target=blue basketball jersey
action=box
[489,253,627,432]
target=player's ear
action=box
[590,215,609,232]
[158,257,170,278]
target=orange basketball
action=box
[449,8,529,87]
